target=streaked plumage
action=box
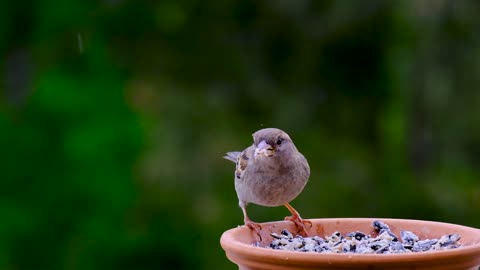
[224,128,311,236]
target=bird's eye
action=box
[276,138,283,145]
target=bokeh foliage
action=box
[1,1,480,269]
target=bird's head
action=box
[252,128,293,158]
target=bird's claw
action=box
[245,221,263,241]
[284,215,311,237]
[303,219,313,228]
[246,221,262,231]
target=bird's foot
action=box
[245,221,263,242]
[240,204,263,242]
[284,214,311,237]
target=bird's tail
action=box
[224,151,241,163]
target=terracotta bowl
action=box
[220,218,480,270]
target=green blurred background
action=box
[1,0,480,269]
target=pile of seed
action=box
[268,220,461,254]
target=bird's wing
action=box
[224,146,254,180]
[235,146,254,180]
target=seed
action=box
[266,220,462,254]
[281,229,293,239]
[347,231,367,241]
[412,239,438,252]
[372,220,390,231]
[400,230,419,247]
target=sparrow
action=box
[224,128,311,236]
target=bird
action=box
[224,128,311,237]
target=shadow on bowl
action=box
[220,218,480,270]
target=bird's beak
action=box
[255,140,274,157]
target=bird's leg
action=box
[240,202,262,241]
[283,203,311,236]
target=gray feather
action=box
[224,151,241,163]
